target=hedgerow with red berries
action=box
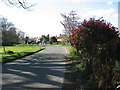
[69,17,120,88]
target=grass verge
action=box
[58,44,90,88]
[1,44,45,63]
[68,46,89,88]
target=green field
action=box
[1,44,45,63]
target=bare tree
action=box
[2,0,36,10]
[61,10,80,37]
[17,30,25,43]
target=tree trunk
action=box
[3,46,6,54]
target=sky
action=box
[0,0,119,37]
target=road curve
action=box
[2,45,68,88]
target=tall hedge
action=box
[70,17,120,88]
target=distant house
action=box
[35,37,43,43]
[35,34,65,43]
[56,34,65,42]
[49,37,51,41]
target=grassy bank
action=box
[67,46,89,88]
[1,44,45,63]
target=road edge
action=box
[2,48,45,64]
[62,47,75,89]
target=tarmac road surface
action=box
[2,45,68,88]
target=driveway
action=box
[2,45,68,88]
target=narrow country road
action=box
[2,45,68,88]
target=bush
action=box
[7,50,14,54]
[69,17,120,88]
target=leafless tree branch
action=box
[2,0,37,10]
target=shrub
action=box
[7,50,14,54]
[70,17,119,55]
[69,17,120,88]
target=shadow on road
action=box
[2,50,67,88]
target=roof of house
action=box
[56,35,63,39]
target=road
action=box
[2,45,68,88]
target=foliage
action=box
[70,17,119,53]
[17,30,25,43]
[67,46,89,88]
[51,36,57,43]
[62,14,120,88]
[61,10,80,37]
[60,34,70,44]
[25,36,29,44]
[42,34,49,43]
[7,49,14,54]
[0,17,25,46]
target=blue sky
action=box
[0,0,119,37]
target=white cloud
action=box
[71,0,84,3]
[84,8,90,10]
[71,0,119,3]
[80,8,118,27]
[80,8,115,19]
[107,1,113,5]
[112,13,118,18]
[88,8,115,17]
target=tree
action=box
[25,36,29,44]
[17,30,25,43]
[42,34,49,43]
[62,34,70,44]
[2,0,36,10]
[0,17,25,53]
[47,34,49,41]
[0,29,2,46]
[0,17,19,46]
[61,10,80,37]
[28,37,37,44]
[8,27,19,45]
[51,36,57,43]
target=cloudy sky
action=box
[0,0,119,37]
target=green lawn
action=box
[1,44,45,63]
